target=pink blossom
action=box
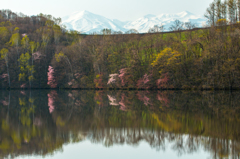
[143,96,151,106]
[75,100,81,106]
[137,92,152,106]
[107,73,119,85]
[119,68,126,86]
[157,92,169,107]
[1,100,9,106]
[48,91,57,113]
[156,73,169,88]
[68,93,75,99]
[22,33,27,37]
[47,66,57,88]
[0,74,8,81]
[137,74,152,88]
[74,73,82,79]
[119,94,127,111]
[0,74,8,79]
[107,95,119,106]
[1,97,9,106]
[143,74,150,84]
[32,51,42,60]
[21,83,26,88]
[20,91,26,95]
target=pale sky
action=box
[2,0,213,21]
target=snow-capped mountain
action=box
[61,10,128,34]
[61,11,206,34]
[124,11,206,33]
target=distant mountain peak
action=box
[61,10,206,34]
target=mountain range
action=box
[61,10,206,34]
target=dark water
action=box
[0,90,239,159]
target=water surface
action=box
[0,90,239,159]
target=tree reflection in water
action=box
[0,90,239,159]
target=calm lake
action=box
[0,90,239,159]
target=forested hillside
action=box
[0,10,80,88]
[1,0,240,89]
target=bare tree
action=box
[169,20,184,31]
[184,22,197,40]
[148,24,164,33]
[184,22,197,30]
[125,29,139,34]
[169,20,184,40]
[101,28,112,35]
[221,0,228,20]
[228,0,237,24]
[215,0,222,20]
[205,2,216,26]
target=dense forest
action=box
[1,0,240,89]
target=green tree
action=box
[0,48,10,87]
[9,27,20,66]
[18,53,34,85]
[29,41,37,88]
[21,35,29,52]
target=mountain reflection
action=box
[0,90,239,159]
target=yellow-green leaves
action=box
[0,138,10,150]
[19,53,31,66]
[55,51,66,62]
[152,47,182,67]
[21,35,29,49]
[29,41,36,54]
[19,73,26,81]
[167,50,181,65]
[45,20,54,27]
[9,33,20,46]
[42,34,50,47]
[14,27,19,32]
[53,25,62,44]
[151,47,182,74]
[18,53,33,81]
[216,19,228,26]
[41,28,51,47]
[0,27,9,41]
[0,48,9,61]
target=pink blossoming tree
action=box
[137,92,152,106]
[119,94,127,111]
[156,73,169,89]
[48,91,57,114]
[107,95,119,106]
[47,66,57,88]
[119,68,127,86]
[107,73,119,86]
[157,91,169,107]
[137,74,152,89]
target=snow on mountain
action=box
[61,10,127,34]
[124,11,206,33]
[61,11,206,34]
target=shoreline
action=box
[1,87,239,91]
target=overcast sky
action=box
[2,0,213,21]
